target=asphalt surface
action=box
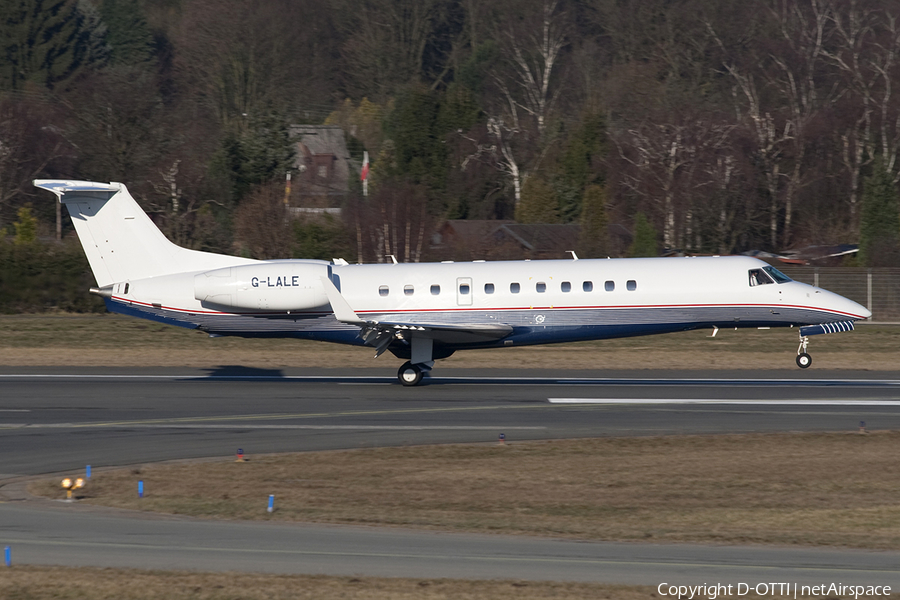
[2,367,900,584]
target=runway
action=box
[2,367,900,584]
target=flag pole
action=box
[358,151,369,264]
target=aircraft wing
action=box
[321,277,512,356]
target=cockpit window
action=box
[763,266,792,283]
[748,269,774,286]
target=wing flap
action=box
[365,320,513,345]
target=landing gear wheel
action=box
[398,361,424,386]
[796,353,812,369]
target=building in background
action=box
[289,125,354,215]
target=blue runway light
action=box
[267,494,274,513]
[138,480,144,498]
[4,546,10,567]
[86,465,91,479]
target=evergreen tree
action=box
[859,161,900,267]
[0,0,107,90]
[516,176,559,223]
[13,205,37,245]
[384,86,446,190]
[436,82,481,135]
[557,112,607,222]
[211,111,295,204]
[77,0,110,65]
[577,185,608,258]
[99,0,153,66]
[628,212,658,257]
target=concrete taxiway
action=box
[2,367,900,584]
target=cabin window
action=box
[124,283,130,294]
[379,285,389,296]
[431,284,441,295]
[748,269,775,286]
[484,283,495,294]
[404,285,414,296]
[459,283,470,295]
[561,281,571,292]
[627,280,637,291]
[510,282,520,293]
[605,280,615,292]
[536,282,546,293]
[583,281,593,292]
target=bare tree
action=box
[614,117,735,250]
[233,184,293,259]
[334,0,442,100]
[708,0,836,248]
[480,0,570,208]
[348,179,430,263]
[174,0,334,125]
[0,95,70,235]
[768,0,836,246]
[825,0,900,229]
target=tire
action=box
[796,353,812,369]
[398,361,424,386]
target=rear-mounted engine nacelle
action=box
[194,262,329,311]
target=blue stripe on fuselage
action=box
[105,299,856,349]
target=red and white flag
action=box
[360,151,370,181]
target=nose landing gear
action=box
[796,335,812,369]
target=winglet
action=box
[320,277,364,324]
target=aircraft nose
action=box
[856,302,873,320]
[826,289,870,320]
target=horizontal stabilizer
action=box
[799,320,855,337]
[34,180,120,197]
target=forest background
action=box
[2,0,900,313]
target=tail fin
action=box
[34,180,254,287]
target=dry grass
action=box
[30,433,900,549]
[0,567,889,600]
[2,314,900,369]
[0,567,657,600]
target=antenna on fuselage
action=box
[567,251,579,260]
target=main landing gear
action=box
[796,335,812,369]
[397,361,433,386]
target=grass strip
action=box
[1,566,892,600]
[30,432,900,549]
[2,314,900,369]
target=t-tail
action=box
[33,180,255,290]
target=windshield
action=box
[762,266,792,284]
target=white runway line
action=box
[549,398,900,405]
[0,424,546,430]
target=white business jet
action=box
[35,180,871,385]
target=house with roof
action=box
[289,125,355,212]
